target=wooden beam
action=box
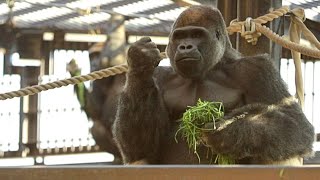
[0,166,320,180]
[20,67,40,156]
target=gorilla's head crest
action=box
[166,6,233,79]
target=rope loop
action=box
[240,17,261,45]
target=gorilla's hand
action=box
[67,59,81,77]
[201,113,247,150]
[200,118,235,154]
[127,37,161,73]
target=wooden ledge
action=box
[1,165,320,180]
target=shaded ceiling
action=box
[0,0,318,35]
[0,0,189,35]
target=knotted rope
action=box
[1,6,320,101]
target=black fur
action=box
[112,5,314,164]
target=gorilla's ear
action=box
[216,29,221,40]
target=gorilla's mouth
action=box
[176,57,200,63]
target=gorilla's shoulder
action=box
[154,66,175,77]
[231,53,276,72]
[238,53,273,65]
[221,53,278,83]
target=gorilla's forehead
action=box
[173,5,224,30]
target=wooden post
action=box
[237,0,282,69]
[3,51,12,74]
[20,65,40,157]
[100,14,127,67]
[41,41,52,75]
[217,0,238,48]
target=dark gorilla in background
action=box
[85,48,125,164]
[68,42,124,164]
[112,5,314,164]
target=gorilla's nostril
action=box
[179,45,186,50]
[186,45,193,49]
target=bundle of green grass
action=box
[175,99,235,164]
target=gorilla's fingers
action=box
[203,122,215,131]
[145,41,157,48]
[141,48,160,54]
[139,37,152,43]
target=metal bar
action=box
[0,0,67,19]
[99,0,142,10]
[31,12,80,27]
[289,0,320,10]
[136,4,181,15]
[30,0,147,27]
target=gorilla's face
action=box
[166,6,227,79]
[89,54,100,72]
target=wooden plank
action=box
[237,0,283,69]
[0,165,320,180]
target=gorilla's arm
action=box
[204,55,314,162]
[69,70,123,161]
[67,60,108,120]
[85,78,113,119]
[113,37,170,164]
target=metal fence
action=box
[37,75,95,150]
[37,49,93,150]
[280,58,320,134]
[0,75,21,153]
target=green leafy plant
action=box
[175,99,234,164]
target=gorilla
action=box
[68,42,125,164]
[112,5,315,164]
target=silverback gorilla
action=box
[112,5,314,164]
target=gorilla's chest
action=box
[163,78,243,119]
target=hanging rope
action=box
[227,6,320,58]
[1,6,320,101]
[289,8,305,108]
[227,6,320,107]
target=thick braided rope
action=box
[227,6,320,58]
[257,24,320,58]
[227,6,290,34]
[253,6,289,24]
[0,64,128,100]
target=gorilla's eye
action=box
[191,32,201,39]
[191,29,204,39]
[172,32,185,40]
[216,30,221,40]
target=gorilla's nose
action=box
[178,44,196,53]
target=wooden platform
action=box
[1,165,320,180]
